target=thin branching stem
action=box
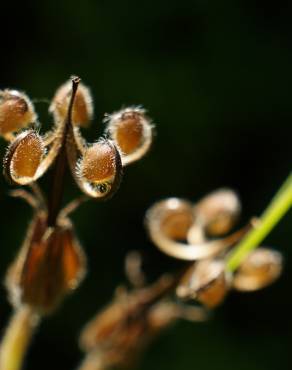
[226,172,292,272]
[0,306,40,370]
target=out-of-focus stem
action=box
[0,305,40,370]
[226,172,292,272]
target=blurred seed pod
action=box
[177,260,230,308]
[194,188,241,236]
[3,130,45,185]
[106,107,153,165]
[76,139,123,198]
[0,89,37,136]
[6,213,86,314]
[50,80,93,127]
[233,248,283,292]
[146,198,245,261]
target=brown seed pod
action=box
[177,260,230,308]
[233,248,283,292]
[106,107,152,165]
[0,90,37,136]
[6,213,86,314]
[146,198,246,261]
[49,80,93,127]
[76,139,122,199]
[4,130,45,185]
[194,188,241,236]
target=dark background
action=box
[0,1,292,369]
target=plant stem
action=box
[226,172,292,272]
[0,305,40,370]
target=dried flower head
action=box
[2,77,153,200]
[0,90,37,137]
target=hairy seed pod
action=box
[233,248,283,292]
[194,188,241,236]
[0,90,36,135]
[106,107,152,165]
[177,260,230,308]
[50,80,93,127]
[4,131,45,184]
[80,140,117,184]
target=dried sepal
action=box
[233,248,283,292]
[71,138,123,199]
[177,260,231,308]
[3,130,45,185]
[49,80,93,127]
[105,107,153,166]
[6,213,86,314]
[145,198,247,261]
[194,188,241,236]
[0,89,37,137]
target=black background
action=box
[0,1,291,370]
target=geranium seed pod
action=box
[106,107,152,165]
[50,80,93,127]
[4,130,45,185]
[77,139,122,198]
[147,198,194,241]
[177,260,230,308]
[194,188,241,236]
[233,248,283,292]
[0,90,37,136]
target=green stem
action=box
[226,172,292,272]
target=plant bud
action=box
[233,248,283,292]
[50,80,93,127]
[0,90,36,135]
[106,107,152,164]
[194,188,241,236]
[177,260,230,308]
[4,131,45,184]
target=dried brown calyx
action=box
[78,252,207,370]
[1,77,153,199]
[145,189,283,309]
[6,188,86,315]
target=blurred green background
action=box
[0,1,292,369]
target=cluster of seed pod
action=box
[0,77,153,315]
[1,77,153,198]
[145,189,283,308]
[78,252,207,370]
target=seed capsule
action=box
[233,248,283,292]
[50,80,93,127]
[4,131,45,184]
[177,260,230,308]
[80,140,117,184]
[0,90,36,135]
[106,107,152,165]
[194,188,241,236]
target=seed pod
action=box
[147,198,194,241]
[0,90,36,136]
[177,260,230,308]
[4,130,45,185]
[233,248,283,292]
[106,107,152,165]
[194,188,241,236]
[50,80,93,127]
[77,139,122,198]
[6,214,86,314]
